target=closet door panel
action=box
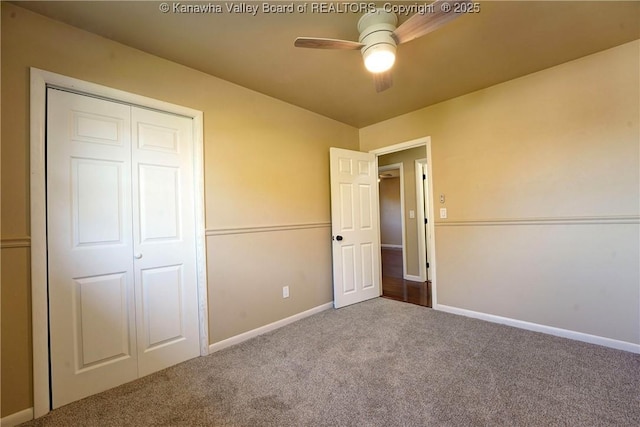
[47,89,137,409]
[132,107,200,376]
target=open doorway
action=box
[378,163,405,272]
[375,142,433,308]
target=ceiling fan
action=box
[294,0,470,92]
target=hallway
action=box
[381,247,431,308]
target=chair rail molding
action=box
[434,215,640,227]
[0,237,31,249]
[206,222,331,236]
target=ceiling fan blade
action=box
[373,71,393,93]
[393,0,470,45]
[294,37,364,50]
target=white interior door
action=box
[329,147,381,308]
[47,89,138,408]
[131,107,200,376]
[47,89,200,408]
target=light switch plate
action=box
[439,208,447,219]
[409,210,415,219]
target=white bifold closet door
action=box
[47,89,200,409]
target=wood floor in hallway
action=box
[381,247,431,308]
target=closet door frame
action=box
[29,68,209,418]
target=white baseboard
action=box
[381,244,402,249]
[435,304,640,354]
[404,274,423,282]
[209,302,334,353]
[1,408,33,427]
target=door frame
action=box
[415,159,430,282]
[377,163,407,277]
[369,137,437,301]
[29,68,209,418]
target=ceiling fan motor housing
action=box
[358,9,398,73]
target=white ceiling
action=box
[14,1,640,127]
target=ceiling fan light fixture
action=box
[363,44,396,73]
[294,4,469,91]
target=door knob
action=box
[335,235,343,241]
[134,253,143,259]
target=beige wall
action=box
[208,228,333,342]
[378,147,428,277]
[379,177,402,246]
[361,41,640,344]
[0,3,358,416]
[2,1,639,420]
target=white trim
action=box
[374,155,383,299]
[29,68,208,417]
[1,408,34,427]
[415,160,427,282]
[209,302,334,353]
[371,137,437,306]
[206,222,331,236]
[415,156,436,285]
[378,164,402,174]
[423,140,437,307]
[404,274,423,282]
[436,304,640,354]
[380,244,402,249]
[0,237,31,249]
[434,215,640,227]
[369,137,430,156]
[378,163,406,278]
[30,68,50,419]
[192,113,209,357]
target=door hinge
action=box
[425,218,428,224]
[426,262,430,269]
[423,174,426,180]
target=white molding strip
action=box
[0,237,31,249]
[435,215,640,227]
[1,408,33,427]
[30,68,51,418]
[381,244,402,249]
[436,304,640,354]
[369,136,430,156]
[206,222,331,237]
[209,302,333,353]
[404,274,423,282]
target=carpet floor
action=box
[22,298,640,426]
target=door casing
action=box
[416,159,431,282]
[29,68,208,418]
[369,137,436,301]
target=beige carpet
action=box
[22,298,640,426]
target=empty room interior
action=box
[1,1,639,425]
